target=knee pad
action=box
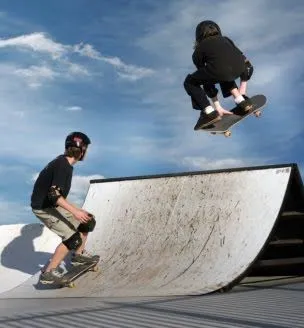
[63,231,82,250]
[240,61,254,81]
[78,216,96,233]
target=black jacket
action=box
[192,36,246,81]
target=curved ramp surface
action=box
[1,164,297,299]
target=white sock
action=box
[204,105,214,114]
[235,95,245,104]
[212,100,222,110]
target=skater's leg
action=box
[33,207,82,271]
[239,80,247,95]
[239,60,254,96]
[184,72,213,111]
[45,243,69,272]
[220,81,238,98]
[184,72,222,129]
[75,232,88,254]
[230,87,244,102]
[231,87,253,112]
[71,217,99,265]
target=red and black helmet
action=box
[65,132,91,149]
[65,132,91,160]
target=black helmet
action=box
[65,132,91,160]
[195,20,221,42]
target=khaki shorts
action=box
[32,206,80,241]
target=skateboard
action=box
[200,94,267,137]
[59,261,99,288]
[40,261,99,288]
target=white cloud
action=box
[67,62,90,76]
[14,65,57,88]
[69,175,105,206]
[64,106,83,112]
[74,43,154,81]
[181,157,247,170]
[73,43,100,59]
[0,32,154,82]
[0,32,68,59]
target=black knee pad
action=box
[63,231,82,250]
[240,61,254,81]
[78,216,96,233]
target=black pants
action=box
[184,68,238,111]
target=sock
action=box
[204,105,214,114]
[235,95,245,104]
[212,100,222,110]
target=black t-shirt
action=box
[31,155,73,209]
[192,36,246,81]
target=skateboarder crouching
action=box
[184,20,254,130]
[31,132,99,284]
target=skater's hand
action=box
[216,108,233,116]
[73,209,92,223]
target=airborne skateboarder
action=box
[184,20,254,130]
[31,132,99,284]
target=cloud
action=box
[64,106,83,112]
[0,32,68,59]
[74,43,155,81]
[14,65,57,88]
[181,157,247,170]
[69,175,105,206]
[0,32,154,82]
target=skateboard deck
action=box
[60,261,99,288]
[200,94,267,137]
[40,261,99,289]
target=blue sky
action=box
[0,0,303,224]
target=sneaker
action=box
[71,250,100,266]
[237,97,254,114]
[39,268,63,284]
[194,110,221,130]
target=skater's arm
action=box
[48,186,91,223]
[56,196,77,214]
[56,196,91,223]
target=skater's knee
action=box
[63,231,82,250]
[183,74,193,90]
[240,60,254,81]
[77,215,96,233]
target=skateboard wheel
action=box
[211,132,216,135]
[254,111,261,117]
[224,131,232,137]
[67,282,75,288]
[88,264,99,272]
